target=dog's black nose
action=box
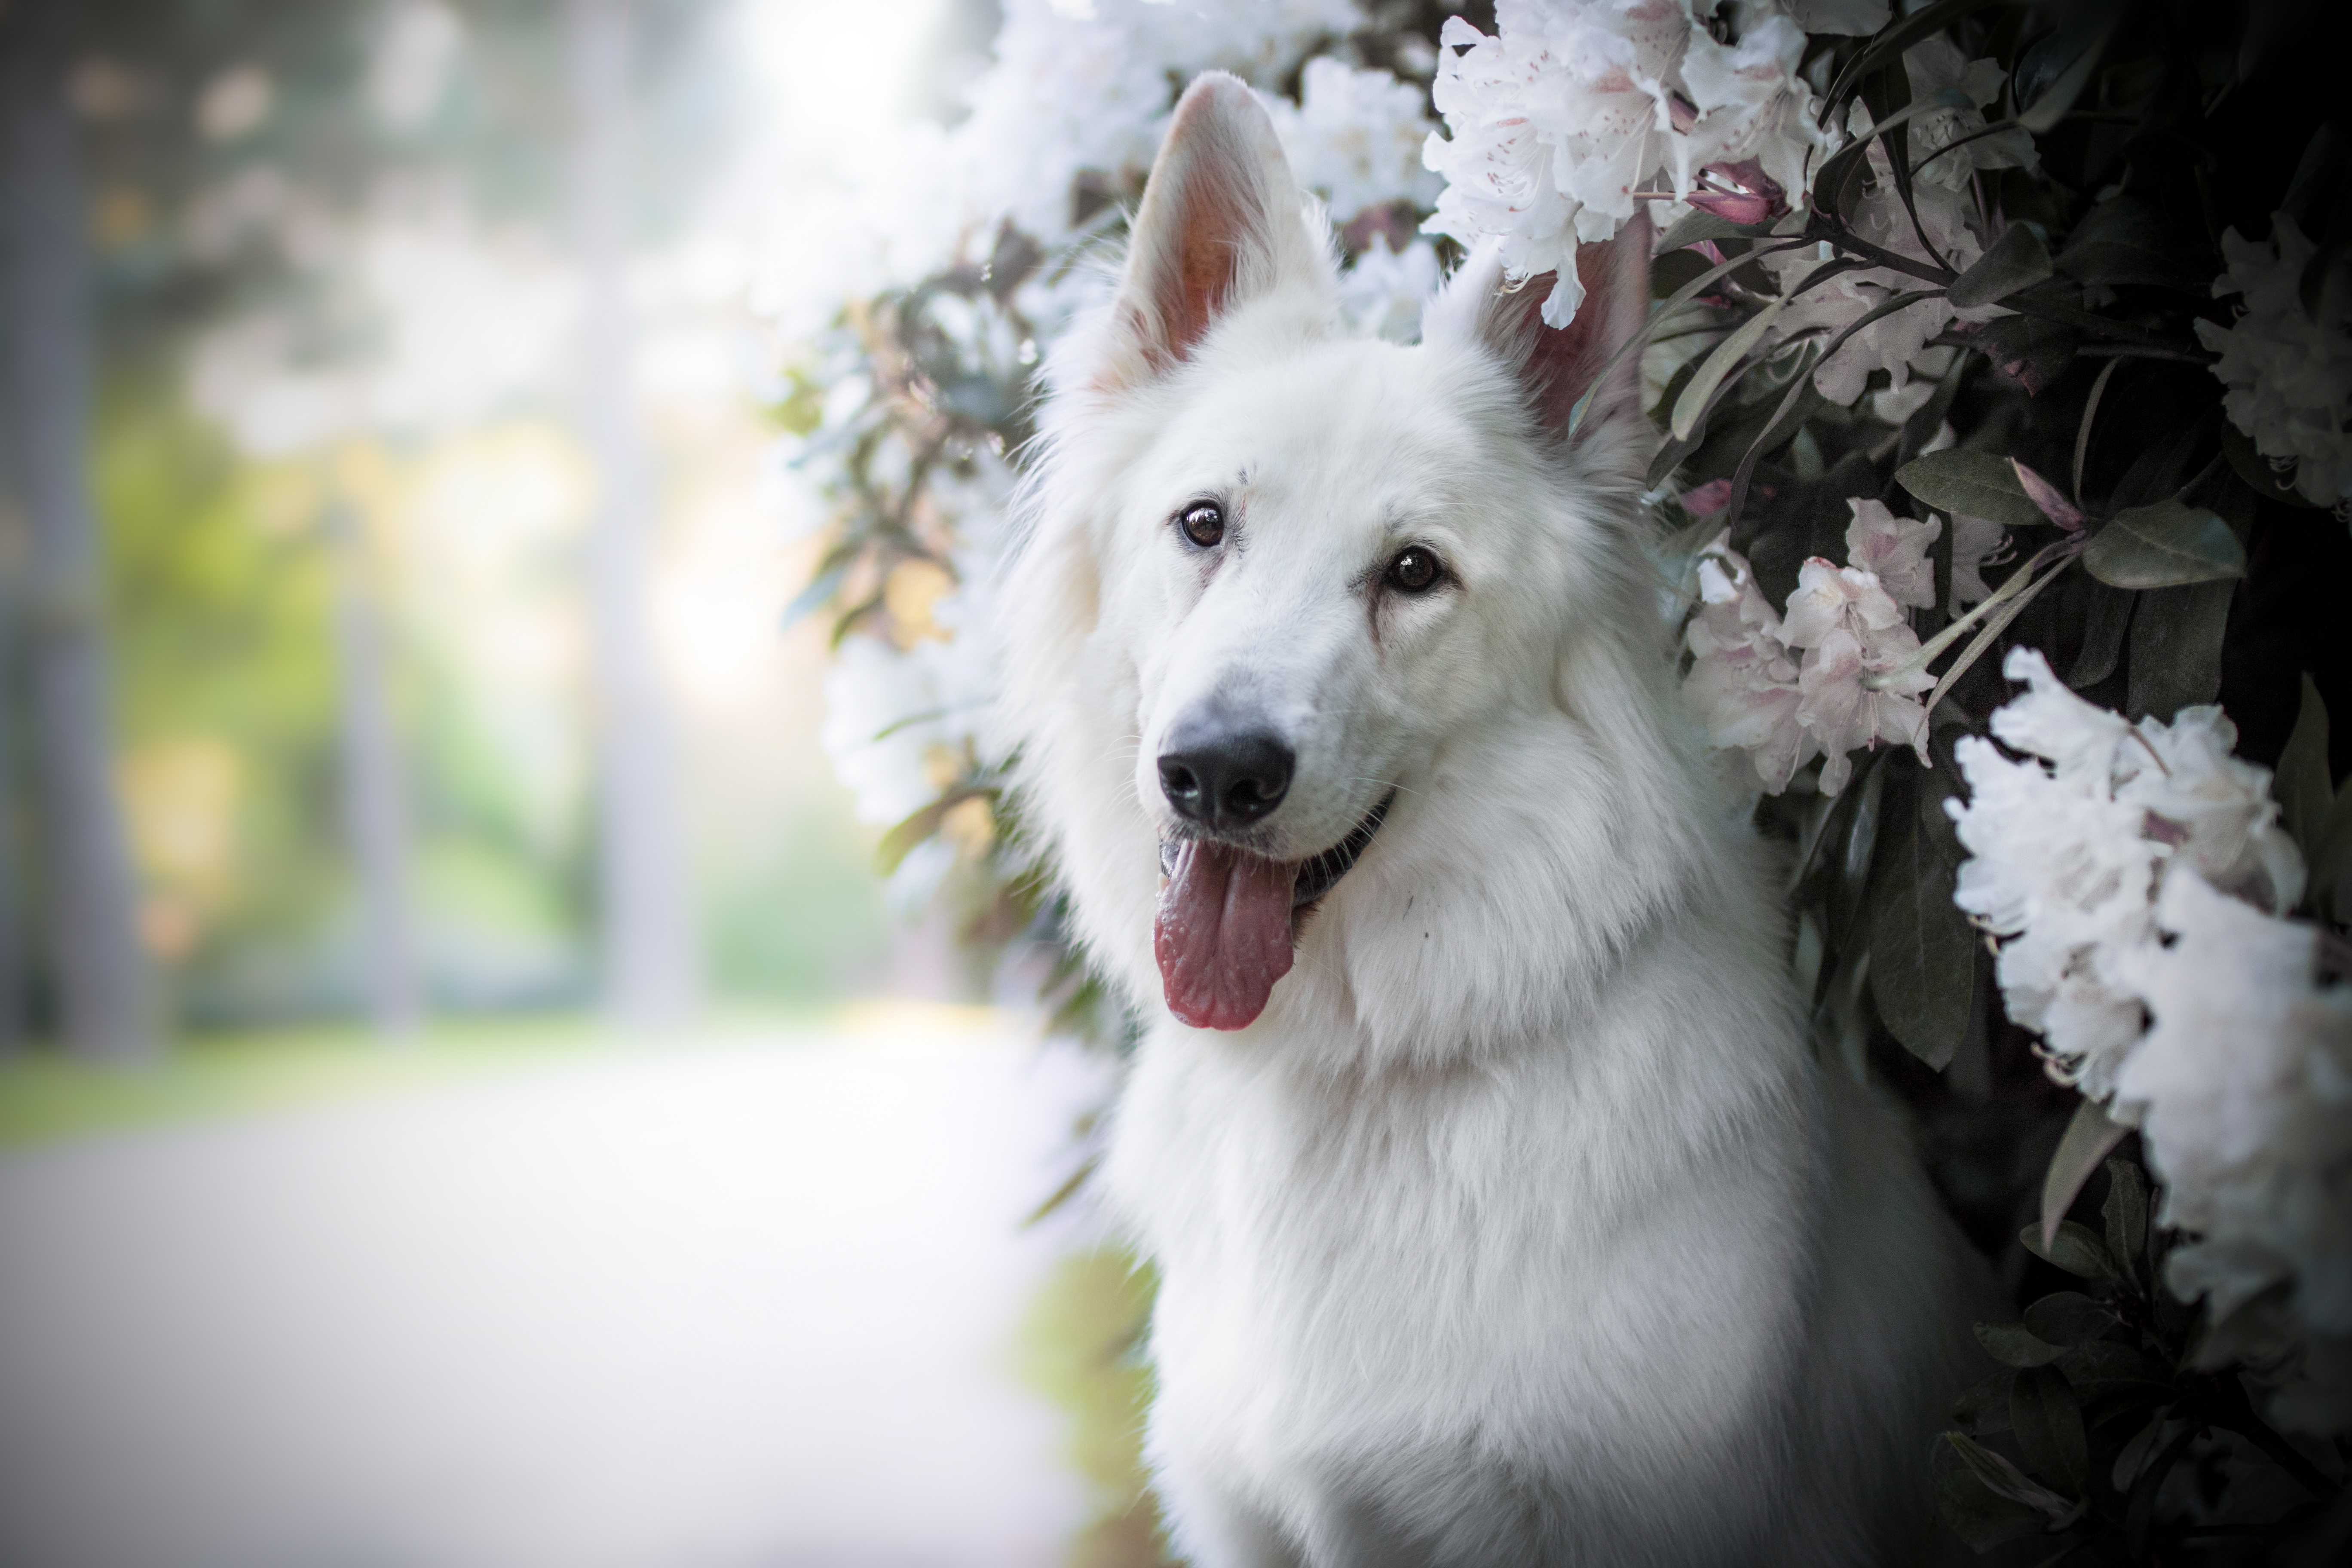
[1158,728,1294,829]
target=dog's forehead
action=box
[1145,338,1491,526]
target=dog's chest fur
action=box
[1103,927,1891,1564]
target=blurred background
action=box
[0,1,1164,1563]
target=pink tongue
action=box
[1154,841,1297,1031]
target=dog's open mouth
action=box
[1152,792,1393,1032]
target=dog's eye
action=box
[1385,546,1442,594]
[1178,500,1225,548]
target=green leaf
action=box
[2055,1339,2171,1397]
[2040,1098,2128,1252]
[1948,223,2054,307]
[1975,1321,2067,1369]
[1821,0,2004,126]
[1936,1464,2049,1553]
[1021,1152,1100,1227]
[2276,674,2335,863]
[2125,579,2233,722]
[2102,1156,2151,1289]
[2310,777,2352,926]
[1942,1431,2079,1519]
[1954,1371,2015,1434]
[1866,788,1975,1070]
[2082,499,2247,589]
[1671,298,1787,441]
[1923,554,2073,724]
[2010,1365,2089,1492]
[1655,208,1773,254]
[1834,749,1888,940]
[1813,940,1874,1084]
[2023,1292,2111,1349]
[2057,197,2212,293]
[1651,247,1718,301]
[2020,1220,2121,1282]
[1972,313,2079,395]
[1578,238,1814,440]
[2064,581,2132,688]
[782,559,851,628]
[2015,11,2119,134]
[874,784,990,875]
[1896,449,2051,530]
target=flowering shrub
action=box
[763,0,2352,1554]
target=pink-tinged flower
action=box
[1681,539,1816,794]
[1421,0,1829,327]
[1795,626,1933,793]
[1782,557,1932,793]
[1680,477,1733,516]
[1781,556,1905,647]
[1685,157,1786,226]
[2011,458,2085,530]
[1842,498,1940,609]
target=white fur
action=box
[990,75,1977,1567]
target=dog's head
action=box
[1001,72,1684,1047]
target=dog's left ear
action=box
[1427,217,1653,483]
[1092,71,1328,394]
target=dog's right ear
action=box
[1092,72,1325,394]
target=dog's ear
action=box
[1427,219,1654,482]
[1093,71,1325,393]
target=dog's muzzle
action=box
[1158,790,1394,909]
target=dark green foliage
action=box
[1939,1157,2342,1563]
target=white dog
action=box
[992,73,1977,1567]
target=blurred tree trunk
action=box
[330,502,418,1038]
[0,534,24,1056]
[0,0,152,1058]
[566,0,695,1030]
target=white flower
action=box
[1761,43,2018,406]
[1949,648,2309,1093]
[1897,36,2037,193]
[1949,727,2160,1095]
[2194,212,2352,510]
[821,635,963,829]
[1336,233,1443,342]
[1267,58,1442,223]
[1421,0,1831,327]
[2119,708,2307,918]
[1950,511,2005,607]
[1841,497,1939,609]
[956,0,1363,246]
[1676,9,1821,220]
[1682,540,1816,793]
[1781,557,1931,792]
[2102,870,2352,1434]
[1980,646,2139,782]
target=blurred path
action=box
[0,1023,1108,1568]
